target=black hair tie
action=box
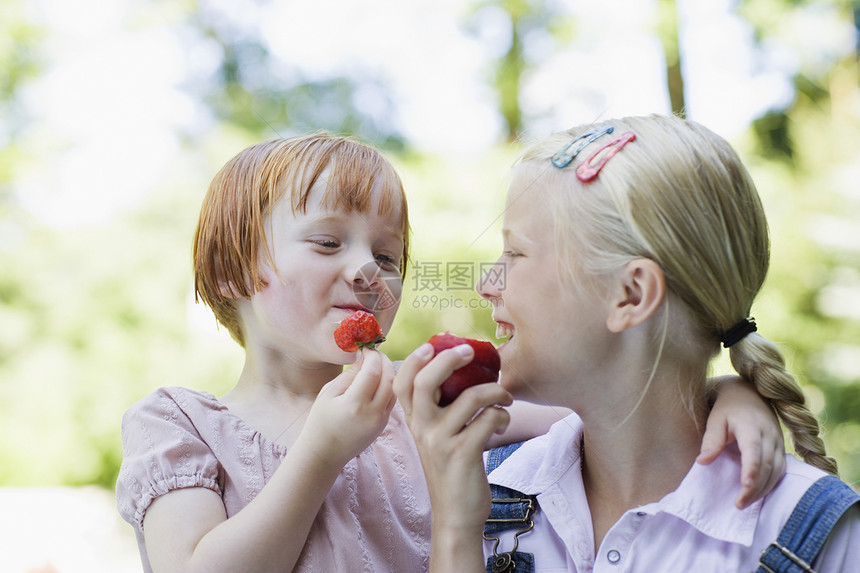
[721,317,757,348]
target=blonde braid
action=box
[730,334,839,475]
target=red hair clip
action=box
[575,131,636,182]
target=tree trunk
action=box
[659,0,686,117]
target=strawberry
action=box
[429,332,501,406]
[334,310,386,352]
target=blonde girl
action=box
[395,115,859,572]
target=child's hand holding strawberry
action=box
[293,312,394,470]
[279,311,392,469]
[298,349,396,470]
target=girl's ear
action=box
[606,258,666,333]
[213,255,246,299]
[217,277,243,299]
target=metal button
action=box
[607,549,621,564]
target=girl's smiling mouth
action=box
[494,321,514,340]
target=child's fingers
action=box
[410,344,475,408]
[769,435,786,480]
[761,438,787,500]
[734,436,764,508]
[346,349,385,402]
[454,403,511,453]
[372,352,396,408]
[443,383,513,434]
[696,414,728,465]
[393,343,435,414]
[322,352,364,396]
[384,392,397,415]
[735,432,785,509]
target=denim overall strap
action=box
[484,441,536,573]
[757,475,860,573]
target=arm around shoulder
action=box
[485,400,572,449]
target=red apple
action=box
[429,332,501,406]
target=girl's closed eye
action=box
[375,252,401,272]
[309,237,341,250]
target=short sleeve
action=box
[116,388,222,531]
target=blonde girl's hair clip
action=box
[551,125,615,168]
[575,131,637,182]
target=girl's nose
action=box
[353,261,381,289]
[341,243,377,285]
[476,260,505,300]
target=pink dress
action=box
[116,386,431,572]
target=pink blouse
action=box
[116,386,431,572]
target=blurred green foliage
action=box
[183,0,405,150]
[464,0,576,139]
[737,0,860,483]
[0,0,858,493]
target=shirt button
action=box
[607,549,621,564]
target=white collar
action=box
[487,414,763,546]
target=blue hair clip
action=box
[551,126,615,169]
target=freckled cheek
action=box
[254,287,290,323]
[255,276,314,320]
